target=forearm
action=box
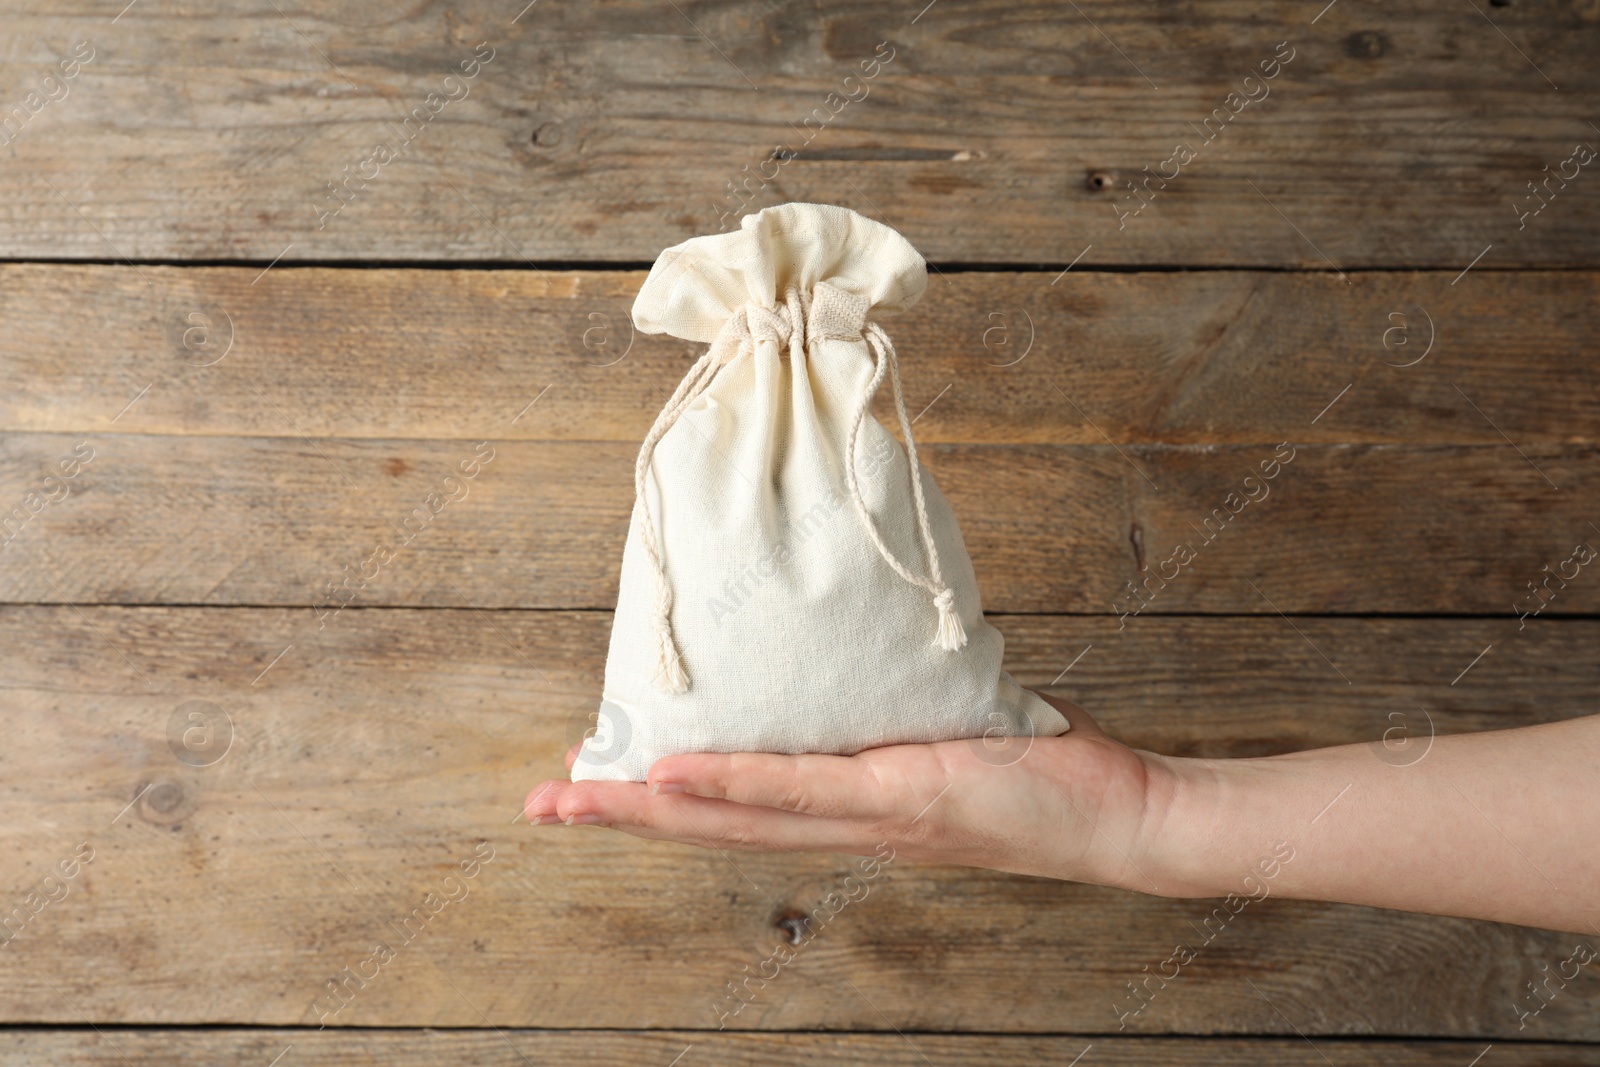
[1132,716,1600,932]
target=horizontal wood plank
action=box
[2,431,1596,613]
[3,265,1597,445]
[1,1030,1593,1066]
[0,3,1595,265]
[7,0,1596,1046]
[0,606,1595,1033]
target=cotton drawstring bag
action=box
[572,203,1070,782]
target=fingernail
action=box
[565,814,605,826]
[650,781,688,795]
[527,814,559,826]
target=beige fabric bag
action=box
[572,203,1069,782]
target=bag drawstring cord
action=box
[633,286,964,696]
[633,345,722,694]
[844,320,968,653]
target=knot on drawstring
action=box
[633,286,822,695]
[728,302,794,350]
[632,279,964,696]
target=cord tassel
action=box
[933,588,967,651]
[654,621,690,693]
[635,346,723,695]
[640,289,966,696]
[845,321,969,656]
[633,297,798,695]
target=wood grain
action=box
[2,1030,1593,1066]
[3,265,1597,446]
[2,430,1595,613]
[0,2,1595,265]
[0,605,1595,1033]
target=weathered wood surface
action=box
[2,430,1595,613]
[1,2,1596,265]
[8,607,1590,756]
[3,265,1597,446]
[3,1030,1592,1066]
[1,0,1594,1054]
[0,606,1595,1033]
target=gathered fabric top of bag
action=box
[628,203,962,694]
[633,202,928,342]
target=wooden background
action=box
[1,0,1597,1063]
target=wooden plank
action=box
[2,431,1596,613]
[0,3,1596,265]
[2,1030,1594,1066]
[3,265,1598,445]
[0,606,1595,1033]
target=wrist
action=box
[1127,752,1294,900]
[1097,749,1211,898]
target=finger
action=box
[610,792,880,853]
[603,817,890,859]
[646,751,895,820]
[564,742,583,772]
[534,779,883,854]
[524,779,571,822]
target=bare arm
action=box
[524,693,1600,934]
[1144,715,1600,932]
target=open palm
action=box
[524,692,1172,891]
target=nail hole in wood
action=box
[775,911,812,945]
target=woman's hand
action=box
[523,692,1181,893]
[524,694,1600,930]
